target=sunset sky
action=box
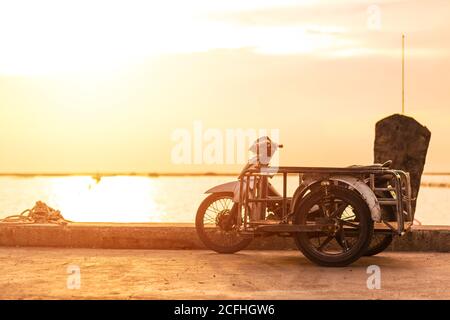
[0,0,449,173]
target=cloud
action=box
[204,0,450,58]
[0,0,448,75]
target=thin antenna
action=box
[402,34,405,114]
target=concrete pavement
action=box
[0,247,449,299]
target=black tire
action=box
[364,207,395,256]
[293,186,373,267]
[196,192,252,254]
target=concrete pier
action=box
[0,223,449,252]
[0,248,449,299]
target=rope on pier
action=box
[0,201,71,225]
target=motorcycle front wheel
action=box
[195,192,252,254]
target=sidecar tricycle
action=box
[196,137,414,267]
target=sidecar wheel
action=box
[364,206,395,256]
[196,192,252,254]
[364,233,393,256]
[293,186,373,267]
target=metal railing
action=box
[237,166,414,235]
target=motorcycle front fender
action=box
[205,179,279,203]
[205,181,244,202]
[205,181,238,194]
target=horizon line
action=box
[0,171,448,177]
[0,172,238,177]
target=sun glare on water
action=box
[47,176,167,222]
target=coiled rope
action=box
[0,201,71,225]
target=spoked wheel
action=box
[293,186,373,267]
[196,192,252,254]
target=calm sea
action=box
[0,175,449,225]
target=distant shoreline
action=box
[0,172,238,177]
[0,172,449,177]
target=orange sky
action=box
[0,0,449,173]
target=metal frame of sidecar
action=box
[237,166,414,236]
